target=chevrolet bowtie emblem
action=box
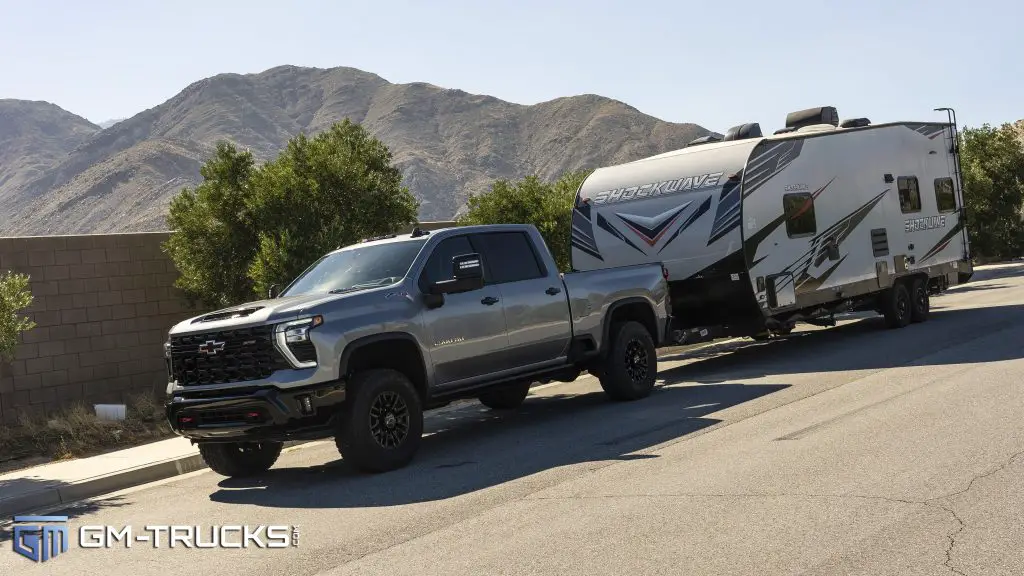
[197,340,226,355]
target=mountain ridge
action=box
[0,65,711,235]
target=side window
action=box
[783,193,816,238]
[419,235,474,290]
[898,176,922,213]
[934,177,957,213]
[472,232,545,284]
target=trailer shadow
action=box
[208,381,788,509]
[658,302,1024,385]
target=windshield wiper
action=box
[329,277,401,293]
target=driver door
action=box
[418,234,509,387]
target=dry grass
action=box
[0,392,176,469]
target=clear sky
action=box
[1,0,1020,134]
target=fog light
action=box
[298,395,314,415]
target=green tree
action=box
[246,120,419,296]
[164,120,419,308]
[0,271,36,363]
[960,123,1024,260]
[458,170,591,272]
[164,142,260,308]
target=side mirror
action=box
[268,284,280,299]
[430,253,485,295]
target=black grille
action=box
[170,325,290,386]
[288,341,317,364]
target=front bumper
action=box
[165,379,346,443]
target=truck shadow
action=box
[208,381,788,509]
[658,302,1024,384]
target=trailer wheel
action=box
[335,369,424,473]
[910,278,930,323]
[198,441,283,478]
[881,282,912,329]
[597,321,658,401]
[478,381,531,410]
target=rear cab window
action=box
[471,231,546,284]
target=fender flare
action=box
[599,297,659,354]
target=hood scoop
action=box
[192,306,265,324]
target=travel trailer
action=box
[569,106,973,343]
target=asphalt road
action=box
[4,263,1024,575]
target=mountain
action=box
[0,65,711,236]
[0,100,100,200]
[97,118,125,129]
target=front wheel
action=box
[597,321,658,401]
[198,441,283,478]
[336,369,424,473]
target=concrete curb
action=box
[0,452,208,517]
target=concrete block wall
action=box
[0,232,199,423]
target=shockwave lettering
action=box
[588,172,725,205]
[905,215,947,233]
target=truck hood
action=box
[168,291,357,336]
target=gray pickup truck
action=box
[164,223,670,476]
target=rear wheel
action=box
[910,278,930,323]
[336,369,424,473]
[479,381,531,410]
[597,321,658,401]
[198,441,283,478]
[881,282,912,329]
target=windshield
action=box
[280,239,428,297]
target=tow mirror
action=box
[430,253,485,295]
[268,284,280,299]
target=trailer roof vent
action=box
[686,134,723,147]
[839,117,871,128]
[722,122,763,141]
[785,106,840,130]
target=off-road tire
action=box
[198,441,283,477]
[910,278,930,323]
[882,282,912,329]
[479,381,531,410]
[597,321,658,401]
[336,369,424,473]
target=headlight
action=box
[275,316,323,368]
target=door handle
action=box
[481,296,499,306]
[545,286,561,295]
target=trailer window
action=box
[934,177,957,212]
[783,193,817,238]
[898,176,921,213]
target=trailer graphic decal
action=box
[587,171,724,205]
[596,212,646,255]
[742,140,804,199]
[659,196,712,254]
[768,187,889,295]
[570,203,604,261]
[919,220,965,263]
[708,178,742,245]
[904,123,948,140]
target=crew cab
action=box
[164,224,670,476]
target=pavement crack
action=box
[928,448,1024,503]
[935,503,967,576]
